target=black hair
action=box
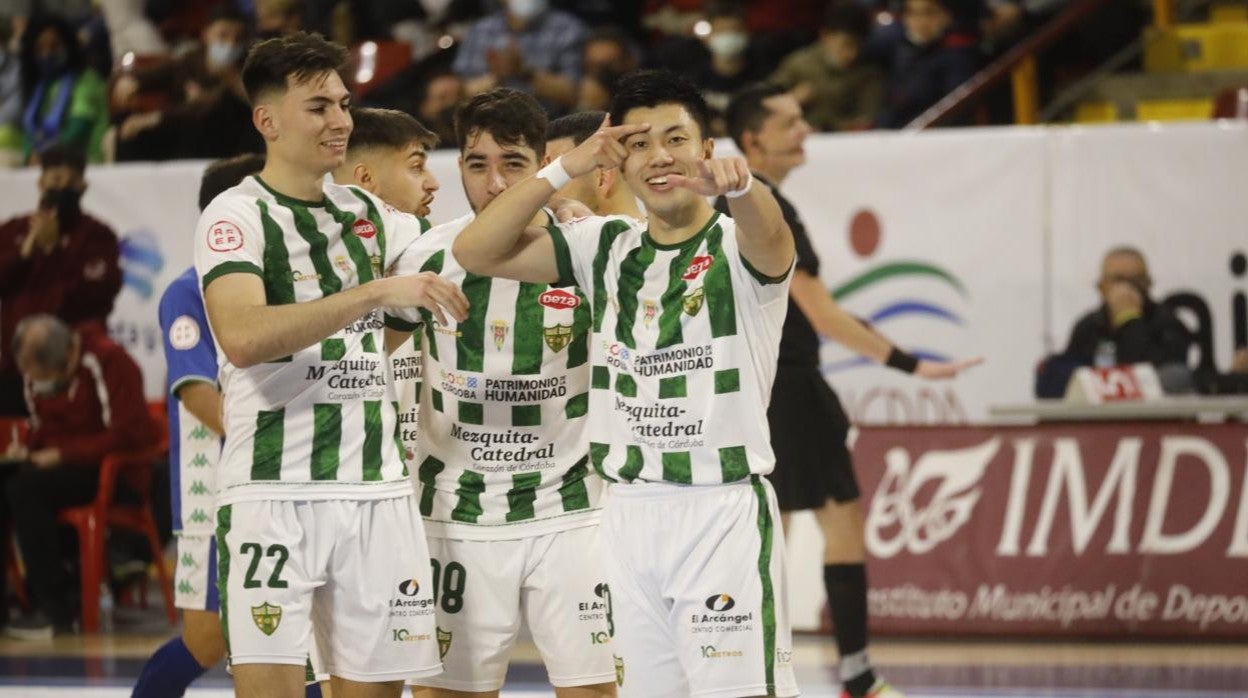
[18,14,87,102]
[823,2,872,41]
[725,82,788,152]
[241,31,349,104]
[38,142,87,175]
[349,107,438,153]
[454,88,548,159]
[546,111,606,147]
[609,70,712,141]
[199,153,265,210]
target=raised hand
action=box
[915,357,984,380]
[560,115,650,179]
[665,157,752,197]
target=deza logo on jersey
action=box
[352,218,377,239]
[539,289,580,309]
[683,256,713,281]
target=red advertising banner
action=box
[853,424,1248,637]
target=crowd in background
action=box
[0,0,1147,165]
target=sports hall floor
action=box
[0,607,1243,698]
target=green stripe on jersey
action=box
[322,338,345,360]
[591,366,609,390]
[589,442,613,482]
[251,409,284,480]
[417,456,445,516]
[704,223,737,338]
[288,204,342,298]
[310,404,341,480]
[362,400,383,480]
[658,375,686,399]
[257,201,295,305]
[215,505,233,657]
[362,333,377,353]
[615,373,637,397]
[512,283,545,375]
[593,220,632,332]
[505,472,541,522]
[568,287,591,368]
[614,242,657,348]
[419,250,446,363]
[458,274,493,372]
[714,368,740,394]
[325,197,376,284]
[347,188,388,262]
[656,240,703,349]
[719,445,749,482]
[511,404,541,427]
[565,392,588,419]
[458,401,483,425]
[662,451,692,484]
[559,456,591,511]
[451,471,486,523]
[751,476,778,695]
[619,445,644,482]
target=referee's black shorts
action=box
[765,364,859,512]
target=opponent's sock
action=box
[131,637,208,698]
[305,683,324,698]
[825,563,876,697]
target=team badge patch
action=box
[643,300,657,326]
[437,627,452,659]
[492,320,509,350]
[169,315,200,350]
[251,602,282,636]
[543,324,573,352]
[614,655,625,687]
[369,254,383,278]
[207,221,244,252]
[682,287,705,316]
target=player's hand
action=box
[550,196,594,223]
[1105,280,1143,318]
[25,208,58,257]
[915,357,984,380]
[380,272,469,326]
[560,115,648,179]
[666,157,752,197]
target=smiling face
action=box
[619,103,712,219]
[459,129,540,213]
[259,70,353,177]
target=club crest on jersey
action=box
[492,320,509,350]
[352,218,378,239]
[614,655,625,687]
[643,300,657,326]
[683,287,705,316]
[251,602,282,636]
[334,255,354,277]
[370,254,383,278]
[544,324,573,352]
[539,288,580,309]
[683,255,713,281]
[437,627,452,659]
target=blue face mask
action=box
[37,52,68,78]
[207,42,243,69]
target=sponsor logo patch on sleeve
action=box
[207,221,244,252]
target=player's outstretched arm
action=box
[790,269,982,379]
[454,116,649,283]
[669,157,795,278]
[204,272,467,369]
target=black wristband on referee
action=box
[886,347,919,374]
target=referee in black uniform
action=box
[716,83,979,698]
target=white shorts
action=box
[409,525,616,692]
[174,533,219,612]
[601,476,798,698]
[217,496,442,683]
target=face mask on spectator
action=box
[37,52,68,78]
[508,0,548,22]
[40,187,84,225]
[29,376,69,396]
[708,32,748,58]
[207,41,243,69]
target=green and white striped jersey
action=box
[389,213,603,539]
[193,176,433,505]
[391,330,423,465]
[549,211,792,486]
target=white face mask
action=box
[207,41,243,69]
[708,32,748,58]
[29,377,67,396]
[508,0,548,22]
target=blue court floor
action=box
[0,617,1245,698]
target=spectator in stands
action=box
[255,0,305,39]
[452,0,587,113]
[416,69,464,150]
[1036,247,1189,397]
[686,1,772,135]
[577,27,636,112]
[95,0,167,61]
[1,315,158,639]
[17,14,109,162]
[0,17,22,164]
[874,0,980,129]
[770,3,884,131]
[0,144,121,416]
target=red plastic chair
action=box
[350,40,412,99]
[1213,86,1248,119]
[55,404,175,632]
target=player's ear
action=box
[703,137,715,160]
[353,163,377,193]
[253,103,278,142]
[598,167,614,196]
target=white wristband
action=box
[536,157,572,190]
[724,171,753,199]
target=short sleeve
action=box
[548,215,612,295]
[158,274,218,397]
[385,221,456,327]
[194,194,265,292]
